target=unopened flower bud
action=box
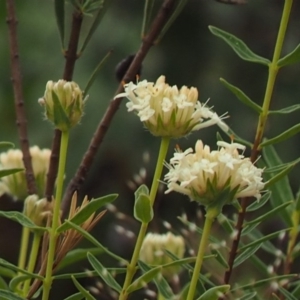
[39,80,84,131]
[140,232,185,279]
[24,195,52,228]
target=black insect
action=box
[115,54,142,82]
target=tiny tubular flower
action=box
[24,195,52,228]
[114,75,228,137]
[139,232,185,279]
[164,140,264,206]
[0,146,51,200]
[39,80,85,131]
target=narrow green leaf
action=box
[265,163,298,189]
[63,292,84,300]
[239,292,257,300]
[0,142,15,150]
[54,0,65,48]
[233,243,262,268]
[126,265,162,294]
[0,276,8,290]
[278,43,300,67]
[57,247,104,271]
[134,193,153,223]
[220,78,262,113]
[197,285,230,300]
[71,276,96,300]
[239,228,290,252]
[209,26,270,65]
[277,286,298,300]
[262,145,294,226]
[84,50,112,96]
[79,1,109,54]
[0,266,16,279]
[0,259,43,280]
[246,192,270,212]
[241,222,260,236]
[54,268,126,280]
[231,274,298,291]
[156,0,189,43]
[260,124,300,147]
[0,211,48,232]
[210,249,228,269]
[269,104,300,115]
[141,0,155,37]
[138,261,174,299]
[217,213,234,234]
[57,194,117,233]
[0,168,23,179]
[87,253,122,293]
[9,275,29,293]
[244,201,292,226]
[61,220,127,263]
[0,290,25,300]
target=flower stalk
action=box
[119,137,170,300]
[42,130,69,300]
[186,207,219,300]
[22,232,42,296]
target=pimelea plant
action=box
[0,0,300,300]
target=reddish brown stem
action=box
[6,0,37,196]
[223,133,262,285]
[61,0,176,216]
[45,10,83,201]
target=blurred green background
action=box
[1,0,300,299]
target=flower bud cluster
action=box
[140,232,185,278]
[39,80,84,131]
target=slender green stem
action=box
[42,130,69,300]
[186,208,219,300]
[119,137,170,300]
[17,226,30,272]
[254,0,293,150]
[17,226,30,293]
[22,232,42,296]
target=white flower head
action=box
[164,140,264,207]
[0,146,51,200]
[114,76,228,138]
[140,232,185,279]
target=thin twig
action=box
[45,10,83,201]
[5,0,37,196]
[61,0,176,216]
[223,134,262,284]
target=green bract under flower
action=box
[0,146,51,200]
[39,80,85,131]
[164,140,264,206]
[114,75,228,138]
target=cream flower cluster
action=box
[115,75,228,137]
[164,140,264,205]
[140,232,185,278]
[0,146,51,200]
